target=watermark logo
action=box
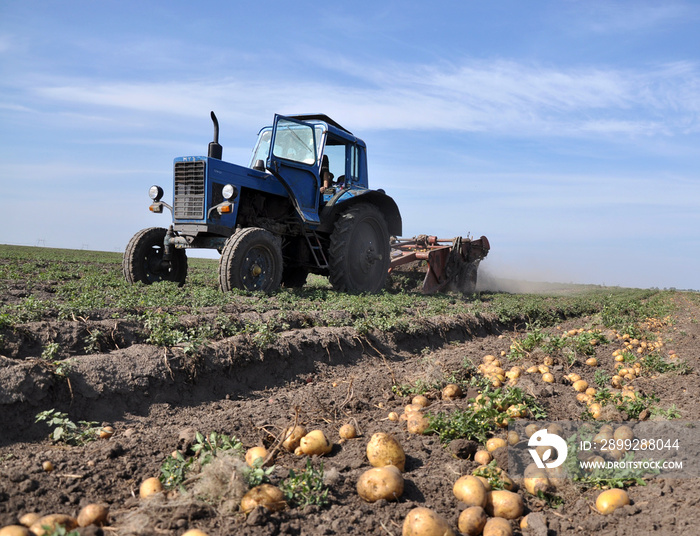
[528,428,568,469]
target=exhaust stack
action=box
[208,111,223,159]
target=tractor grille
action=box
[174,161,206,219]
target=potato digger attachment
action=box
[389,235,490,294]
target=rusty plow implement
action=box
[389,235,490,294]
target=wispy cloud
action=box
[26,58,700,140]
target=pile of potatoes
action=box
[0,504,109,536]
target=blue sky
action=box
[1,1,698,290]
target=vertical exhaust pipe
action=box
[208,111,223,159]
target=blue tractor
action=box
[123,113,403,293]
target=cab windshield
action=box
[250,122,324,168]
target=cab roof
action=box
[288,114,352,135]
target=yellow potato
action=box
[474,450,492,465]
[29,515,78,536]
[77,504,109,527]
[596,488,630,514]
[18,514,40,528]
[407,413,430,435]
[486,437,507,452]
[245,446,269,467]
[339,423,358,440]
[99,426,115,439]
[453,475,487,507]
[281,425,306,452]
[474,466,515,491]
[240,484,286,513]
[139,477,163,499]
[366,433,405,471]
[442,384,463,400]
[541,373,554,383]
[356,465,404,502]
[402,507,455,536]
[0,526,31,536]
[525,423,540,438]
[483,517,513,536]
[300,430,332,456]
[458,506,487,536]
[412,395,431,408]
[572,380,588,392]
[485,490,524,519]
[181,530,209,536]
[474,475,492,491]
[523,465,552,496]
[388,411,400,422]
[614,425,634,442]
[506,430,520,446]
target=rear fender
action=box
[319,189,402,236]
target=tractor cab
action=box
[250,114,369,225]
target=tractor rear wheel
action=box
[218,227,283,292]
[329,203,390,293]
[123,227,188,286]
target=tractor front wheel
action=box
[218,228,283,292]
[123,227,188,286]
[329,203,390,293]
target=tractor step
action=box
[303,229,329,270]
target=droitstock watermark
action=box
[507,421,700,481]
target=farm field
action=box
[0,244,699,536]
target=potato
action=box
[404,403,423,414]
[139,477,163,499]
[240,484,286,513]
[356,465,404,502]
[407,413,430,435]
[339,423,358,440]
[367,433,405,471]
[614,425,634,442]
[442,384,463,400]
[0,526,31,536]
[388,411,400,422]
[99,426,115,439]
[18,514,40,528]
[523,465,552,495]
[474,475,492,491]
[282,425,306,452]
[412,395,431,408]
[77,504,109,527]
[572,380,588,392]
[41,461,53,473]
[596,488,630,514]
[245,446,269,467]
[473,450,492,466]
[182,530,209,536]
[541,372,554,383]
[486,437,506,452]
[458,506,487,536]
[485,490,524,519]
[29,515,78,536]
[483,517,513,536]
[300,430,333,456]
[453,475,487,507]
[474,466,515,491]
[525,423,539,438]
[402,507,455,536]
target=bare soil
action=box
[1,276,699,535]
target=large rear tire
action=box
[218,228,283,292]
[123,227,188,286]
[329,204,390,293]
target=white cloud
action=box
[24,58,700,140]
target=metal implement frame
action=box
[389,235,490,293]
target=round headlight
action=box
[222,184,238,200]
[149,185,164,201]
